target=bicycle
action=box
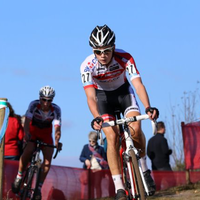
[101,111,156,200]
[19,140,61,200]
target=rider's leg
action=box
[126,111,147,168]
[12,142,35,193]
[34,146,53,200]
[18,142,36,172]
[31,146,53,200]
[39,146,54,185]
[102,126,125,193]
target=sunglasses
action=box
[41,98,52,102]
[93,47,113,55]
[89,140,96,143]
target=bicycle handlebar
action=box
[102,114,157,135]
[29,140,61,159]
[53,148,60,159]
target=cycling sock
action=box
[16,171,23,179]
[112,174,125,193]
[139,156,148,172]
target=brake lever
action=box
[53,142,62,159]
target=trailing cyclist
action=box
[80,25,159,200]
[12,85,62,200]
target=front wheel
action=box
[129,149,145,200]
[21,166,41,200]
[21,167,31,200]
[122,149,146,200]
[31,166,41,200]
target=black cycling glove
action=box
[145,107,159,118]
[91,116,104,130]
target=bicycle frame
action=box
[102,114,156,199]
[123,122,148,199]
[20,140,59,200]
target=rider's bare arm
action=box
[23,117,31,141]
[131,77,159,120]
[85,87,103,130]
[54,125,61,147]
[85,87,100,118]
[131,77,150,109]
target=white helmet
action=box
[39,85,55,98]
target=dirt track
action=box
[147,182,200,200]
[96,181,200,200]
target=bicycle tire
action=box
[122,158,131,199]
[21,166,35,200]
[31,166,41,200]
[129,149,146,200]
[21,166,41,200]
[20,167,30,200]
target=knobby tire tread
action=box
[21,167,35,200]
[129,149,146,200]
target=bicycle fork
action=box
[138,160,151,196]
[124,128,139,199]
[124,127,151,197]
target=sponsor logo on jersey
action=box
[87,62,94,68]
[92,58,97,64]
[125,107,139,113]
[94,69,123,80]
[84,66,90,72]
[99,76,120,83]
[97,66,106,73]
[109,63,120,71]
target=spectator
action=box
[79,131,108,199]
[80,131,108,170]
[147,121,175,190]
[147,121,172,171]
[4,102,24,160]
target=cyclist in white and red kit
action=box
[80,25,159,200]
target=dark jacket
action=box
[147,133,172,170]
[79,143,107,169]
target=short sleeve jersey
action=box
[80,49,140,91]
[25,100,61,129]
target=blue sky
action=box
[1,1,200,168]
